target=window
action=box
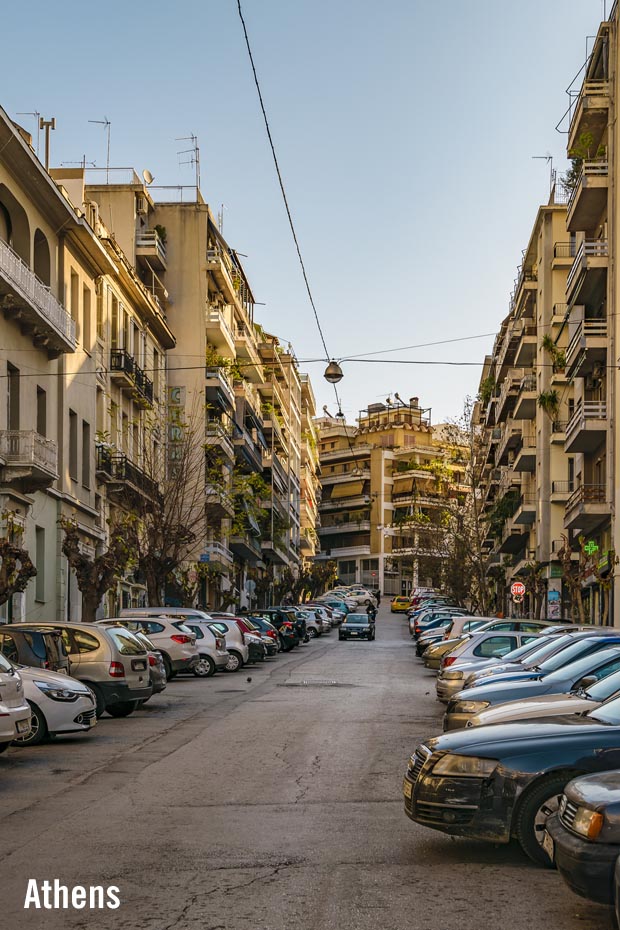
[73,630,100,653]
[7,363,19,430]
[96,281,104,340]
[82,420,91,488]
[143,621,165,635]
[153,348,160,400]
[70,270,80,339]
[111,295,119,348]
[107,629,146,656]
[82,285,91,350]
[187,624,204,640]
[69,410,78,480]
[36,386,46,437]
[35,526,45,601]
[473,636,517,658]
[0,634,18,663]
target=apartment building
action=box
[299,374,321,560]
[316,397,463,595]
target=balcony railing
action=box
[201,541,234,566]
[566,483,606,512]
[566,239,608,293]
[0,430,57,476]
[568,80,610,145]
[566,399,607,436]
[110,350,153,404]
[0,237,76,351]
[566,316,607,371]
[552,480,575,495]
[135,229,167,264]
[567,160,609,215]
[95,445,158,497]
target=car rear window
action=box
[210,622,229,635]
[172,621,194,635]
[106,628,147,656]
[187,624,204,640]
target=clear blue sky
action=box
[2,0,605,422]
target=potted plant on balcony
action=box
[540,335,566,373]
[537,389,560,421]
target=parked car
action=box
[271,607,307,643]
[207,619,250,670]
[132,630,167,697]
[411,608,469,638]
[0,652,31,752]
[403,693,620,865]
[444,647,620,730]
[423,637,469,670]
[468,659,620,730]
[338,613,375,642]
[0,626,70,674]
[307,603,339,626]
[17,621,152,717]
[115,612,200,680]
[391,596,413,613]
[247,615,281,652]
[12,665,96,746]
[316,597,351,616]
[259,609,301,651]
[546,770,620,907]
[343,588,377,607]
[178,620,230,676]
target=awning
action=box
[392,476,415,494]
[330,480,365,500]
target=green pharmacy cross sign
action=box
[584,540,600,557]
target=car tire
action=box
[87,682,106,719]
[193,655,216,677]
[514,773,576,866]
[13,701,47,747]
[308,628,318,639]
[106,700,139,718]
[0,742,9,754]
[162,655,175,681]
[225,650,243,672]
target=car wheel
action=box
[0,742,9,754]
[515,773,575,866]
[106,700,140,718]
[193,655,216,677]
[225,650,243,672]
[13,701,47,747]
[87,682,106,718]
[162,655,175,681]
[308,628,318,639]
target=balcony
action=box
[135,229,167,271]
[260,538,290,565]
[233,422,264,473]
[95,447,158,500]
[510,268,537,316]
[565,399,607,453]
[234,323,263,380]
[205,367,235,413]
[496,368,531,422]
[110,350,153,406]
[262,411,287,454]
[513,321,537,367]
[200,541,234,571]
[496,420,523,466]
[551,420,568,443]
[513,374,537,420]
[0,237,76,355]
[512,496,536,525]
[498,516,528,554]
[262,449,288,493]
[0,430,58,491]
[320,521,371,535]
[205,420,235,461]
[564,483,609,533]
[567,80,610,155]
[229,532,263,564]
[551,480,574,502]
[566,239,608,304]
[513,432,536,473]
[207,247,237,305]
[565,314,607,378]
[567,161,609,232]
[205,484,235,518]
[206,305,236,357]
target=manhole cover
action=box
[279,680,354,688]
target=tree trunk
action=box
[81,589,102,623]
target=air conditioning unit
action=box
[136,196,147,216]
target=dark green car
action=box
[338,613,375,642]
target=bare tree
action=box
[0,513,36,607]
[60,517,136,622]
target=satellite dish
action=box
[142,169,154,185]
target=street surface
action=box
[1,605,615,929]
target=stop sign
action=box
[511,581,525,597]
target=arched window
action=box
[33,228,51,286]
[0,184,30,264]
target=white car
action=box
[0,653,31,752]
[13,666,96,746]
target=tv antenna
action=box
[89,117,111,181]
[61,156,96,168]
[218,203,226,233]
[16,111,41,155]
[532,153,555,191]
[176,134,200,190]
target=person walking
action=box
[375,589,381,606]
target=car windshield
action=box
[521,634,576,668]
[546,648,620,685]
[106,628,147,655]
[589,693,620,725]
[536,639,613,674]
[344,615,368,623]
[586,667,620,701]
[495,636,549,663]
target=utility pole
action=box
[39,117,56,171]
[89,118,111,182]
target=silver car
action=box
[182,620,230,676]
[434,630,542,699]
[116,611,200,679]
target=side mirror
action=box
[577,675,598,690]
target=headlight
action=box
[442,671,464,681]
[34,681,80,702]
[570,805,604,840]
[453,700,490,714]
[432,754,498,778]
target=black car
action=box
[339,613,375,642]
[247,616,281,655]
[259,609,300,651]
[0,626,70,673]
[403,693,620,866]
[546,770,620,907]
[271,606,308,643]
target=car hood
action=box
[470,693,595,726]
[17,666,89,690]
[452,676,557,704]
[427,715,613,755]
[468,668,542,687]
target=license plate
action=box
[542,830,554,863]
[16,719,30,734]
[403,778,413,800]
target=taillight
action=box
[148,655,157,667]
[109,661,125,678]
[281,621,293,629]
[442,656,458,667]
[171,634,191,644]
[267,630,277,639]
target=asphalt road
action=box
[1,606,616,930]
